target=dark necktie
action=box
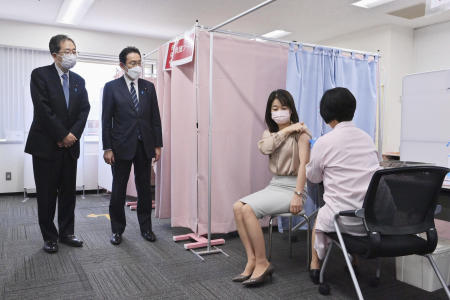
[130,82,139,112]
[61,73,69,108]
[130,82,142,140]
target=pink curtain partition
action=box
[155,31,289,234]
[196,31,288,234]
[169,62,199,231]
[155,45,172,218]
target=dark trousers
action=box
[32,150,77,242]
[110,141,152,234]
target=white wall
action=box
[385,26,414,154]
[414,21,450,73]
[320,25,414,153]
[0,20,165,193]
[0,19,165,55]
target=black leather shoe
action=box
[232,274,251,282]
[59,235,83,247]
[242,264,274,287]
[309,269,320,284]
[141,231,156,242]
[43,241,58,253]
[110,233,122,245]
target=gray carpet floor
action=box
[0,193,447,299]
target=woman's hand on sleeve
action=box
[288,122,305,133]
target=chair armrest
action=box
[426,228,438,253]
[338,209,365,218]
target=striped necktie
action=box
[130,82,139,112]
[130,82,142,140]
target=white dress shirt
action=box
[54,63,69,86]
[306,121,380,258]
[123,75,140,102]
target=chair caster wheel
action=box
[369,277,380,287]
[319,283,330,295]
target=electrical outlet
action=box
[5,172,11,181]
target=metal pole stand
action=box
[173,233,228,261]
[190,246,229,261]
[178,30,229,261]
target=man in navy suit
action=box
[25,34,90,253]
[102,46,162,245]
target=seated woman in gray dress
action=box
[232,89,311,286]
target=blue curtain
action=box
[335,52,378,139]
[286,44,336,138]
[279,44,378,232]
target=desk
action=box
[379,161,449,190]
[382,152,400,161]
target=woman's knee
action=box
[241,204,256,218]
[233,201,244,214]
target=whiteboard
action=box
[400,70,450,169]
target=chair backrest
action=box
[363,166,449,235]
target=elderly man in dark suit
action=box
[25,34,90,253]
[102,46,162,245]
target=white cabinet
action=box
[83,137,99,190]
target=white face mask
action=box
[271,109,291,125]
[126,66,142,80]
[59,53,77,70]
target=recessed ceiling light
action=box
[251,38,267,43]
[262,30,291,39]
[56,0,95,25]
[352,0,396,9]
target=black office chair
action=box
[318,166,450,299]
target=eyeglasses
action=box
[58,50,79,55]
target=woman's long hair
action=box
[265,89,299,132]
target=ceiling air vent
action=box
[387,3,426,19]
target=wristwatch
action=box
[294,190,303,197]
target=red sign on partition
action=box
[171,29,195,67]
[164,42,175,71]
[164,28,195,71]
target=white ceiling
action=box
[1,0,450,43]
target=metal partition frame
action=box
[146,0,384,261]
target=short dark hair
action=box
[49,34,75,54]
[320,87,356,123]
[265,89,299,133]
[119,46,141,64]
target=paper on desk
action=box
[446,155,450,179]
[446,153,450,184]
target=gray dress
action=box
[240,130,309,218]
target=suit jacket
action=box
[25,63,90,160]
[102,76,162,160]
